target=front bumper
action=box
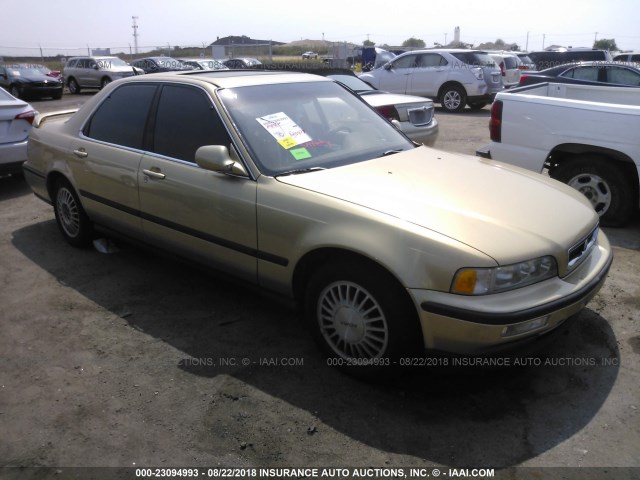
[410,232,613,355]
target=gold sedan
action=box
[23,71,613,372]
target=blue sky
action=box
[3,0,640,56]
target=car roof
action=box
[113,70,333,88]
[540,61,640,73]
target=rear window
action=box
[503,56,519,69]
[450,52,496,67]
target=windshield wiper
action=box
[275,167,326,177]
[380,149,404,157]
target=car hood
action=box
[15,73,62,83]
[276,146,598,265]
[358,91,434,108]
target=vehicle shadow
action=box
[0,174,31,201]
[12,221,620,468]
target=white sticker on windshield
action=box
[256,112,311,150]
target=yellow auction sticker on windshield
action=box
[290,148,312,160]
[257,112,311,149]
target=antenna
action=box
[132,16,139,54]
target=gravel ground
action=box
[0,95,638,480]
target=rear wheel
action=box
[101,77,111,89]
[551,156,634,227]
[439,84,467,113]
[67,78,81,94]
[53,179,93,247]
[10,85,21,98]
[305,259,422,375]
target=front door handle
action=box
[142,168,166,180]
[73,148,88,158]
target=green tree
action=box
[363,39,375,47]
[593,38,618,51]
[402,37,426,48]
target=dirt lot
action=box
[0,95,639,480]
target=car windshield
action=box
[327,74,375,93]
[97,58,128,68]
[154,57,182,68]
[218,81,414,176]
[8,66,42,76]
[198,60,225,69]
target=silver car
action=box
[359,49,503,112]
[0,88,36,175]
[64,56,143,93]
[327,73,438,146]
[23,71,612,373]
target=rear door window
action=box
[84,83,157,149]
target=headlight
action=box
[451,256,557,295]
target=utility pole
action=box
[132,16,139,54]
[542,33,546,50]
[594,32,598,44]
[525,31,529,51]
[444,33,448,45]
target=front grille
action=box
[568,226,599,271]
[407,106,434,126]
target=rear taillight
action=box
[500,62,505,76]
[518,65,528,70]
[376,105,400,122]
[489,101,503,143]
[16,110,36,125]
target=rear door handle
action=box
[142,168,166,180]
[73,148,88,158]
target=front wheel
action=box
[305,260,422,375]
[10,85,21,98]
[101,77,111,89]
[551,156,634,227]
[439,85,467,113]
[53,179,93,247]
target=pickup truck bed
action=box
[478,82,640,226]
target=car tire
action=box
[10,85,21,99]
[304,259,422,375]
[67,78,81,94]
[551,156,635,227]
[439,84,467,113]
[53,179,93,247]
[101,77,111,89]
[468,102,488,110]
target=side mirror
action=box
[384,63,392,70]
[195,145,248,177]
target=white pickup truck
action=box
[477,82,640,226]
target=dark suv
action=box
[527,49,613,71]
